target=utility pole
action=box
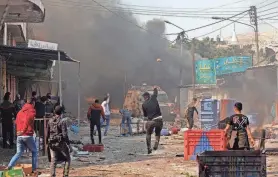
[179,32,184,86]
[191,39,195,97]
[250,6,259,65]
[123,72,127,100]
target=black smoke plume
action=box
[31,0,192,116]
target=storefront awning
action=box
[0,45,79,63]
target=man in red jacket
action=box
[7,98,38,173]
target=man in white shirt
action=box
[101,93,110,136]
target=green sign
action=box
[195,59,216,84]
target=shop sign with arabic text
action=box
[195,60,216,84]
[215,56,252,76]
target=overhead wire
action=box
[258,5,278,13]
[46,0,246,16]
[257,0,278,9]
[261,15,278,20]
[194,13,249,38]
[180,10,249,33]
[45,0,259,44]
[116,0,249,12]
[258,17,278,30]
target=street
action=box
[40,124,197,177]
[2,123,278,176]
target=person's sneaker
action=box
[147,149,152,154]
[31,171,42,176]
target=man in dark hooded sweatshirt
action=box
[0,92,16,148]
[47,106,72,177]
[87,99,105,144]
[13,94,25,116]
[142,87,163,154]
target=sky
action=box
[121,0,278,41]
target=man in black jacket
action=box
[46,106,72,177]
[87,99,105,144]
[0,92,16,148]
[142,87,163,154]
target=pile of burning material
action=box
[111,108,120,115]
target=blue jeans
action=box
[104,115,110,135]
[121,116,132,135]
[8,136,38,171]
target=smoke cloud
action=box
[31,0,193,116]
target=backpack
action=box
[48,118,63,149]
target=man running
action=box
[142,87,163,154]
[8,98,38,173]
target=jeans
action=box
[8,136,38,171]
[121,116,132,135]
[104,115,110,135]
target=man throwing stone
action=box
[142,86,163,154]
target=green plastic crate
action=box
[4,169,24,177]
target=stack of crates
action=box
[197,150,266,177]
[184,130,226,160]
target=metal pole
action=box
[180,34,183,86]
[0,0,10,31]
[77,62,81,127]
[250,6,259,65]
[276,64,278,122]
[124,72,127,100]
[58,51,62,107]
[255,26,260,65]
[3,23,7,45]
[191,39,196,96]
[1,23,8,98]
[178,33,184,114]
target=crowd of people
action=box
[0,91,70,177]
[0,87,259,177]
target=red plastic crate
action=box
[184,130,226,160]
[83,144,104,152]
